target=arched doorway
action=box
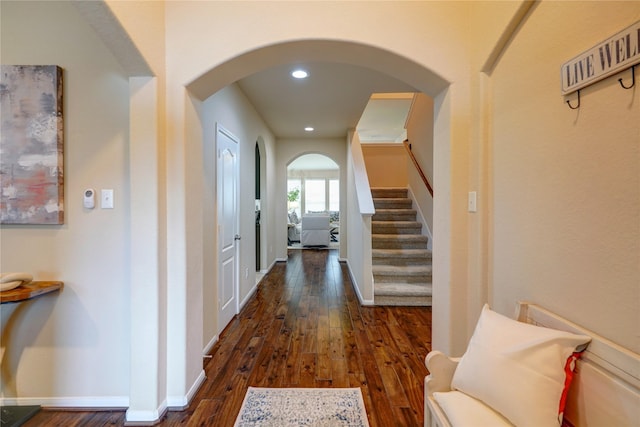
[170,39,456,420]
[287,153,340,248]
[255,136,268,274]
[78,4,467,421]
[255,142,261,268]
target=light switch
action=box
[468,191,477,212]
[101,189,114,209]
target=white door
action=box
[217,124,239,332]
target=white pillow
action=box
[451,304,590,427]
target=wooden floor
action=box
[25,249,432,426]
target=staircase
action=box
[371,188,432,306]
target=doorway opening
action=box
[287,153,339,249]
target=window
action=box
[288,177,339,217]
[329,179,339,212]
[305,179,326,213]
[287,154,339,219]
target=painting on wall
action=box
[0,65,64,224]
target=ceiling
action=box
[236,62,417,141]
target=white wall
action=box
[0,1,130,405]
[406,93,435,236]
[9,0,636,419]
[490,2,640,352]
[361,144,408,187]
[201,84,276,347]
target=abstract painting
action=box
[0,65,64,224]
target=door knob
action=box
[234,235,241,240]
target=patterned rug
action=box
[234,387,370,426]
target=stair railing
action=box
[403,140,433,197]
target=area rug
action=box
[234,387,370,426]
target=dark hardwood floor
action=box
[25,249,432,426]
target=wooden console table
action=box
[1,280,63,426]
[0,281,63,304]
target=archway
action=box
[78,5,462,421]
[185,36,452,353]
[287,153,340,248]
[177,39,455,417]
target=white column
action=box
[127,76,167,422]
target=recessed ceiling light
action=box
[304,127,314,132]
[291,69,308,79]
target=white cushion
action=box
[433,391,513,427]
[301,229,330,246]
[451,304,590,427]
[301,213,330,229]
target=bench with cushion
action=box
[425,302,639,427]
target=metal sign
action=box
[561,20,640,95]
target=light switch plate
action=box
[101,189,114,209]
[468,191,477,212]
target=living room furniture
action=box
[301,214,330,247]
[330,222,339,242]
[424,302,639,427]
[0,280,63,303]
[1,280,64,425]
[287,211,301,245]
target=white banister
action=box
[349,132,375,216]
[345,131,374,305]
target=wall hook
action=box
[566,90,580,109]
[618,65,635,89]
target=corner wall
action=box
[0,1,130,405]
[490,2,639,352]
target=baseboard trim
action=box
[166,369,206,410]
[0,396,129,408]
[125,401,167,426]
[264,258,279,273]
[203,334,219,355]
[239,283,258,311]
[345,259,374,306]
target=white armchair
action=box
[300,214,330,246]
